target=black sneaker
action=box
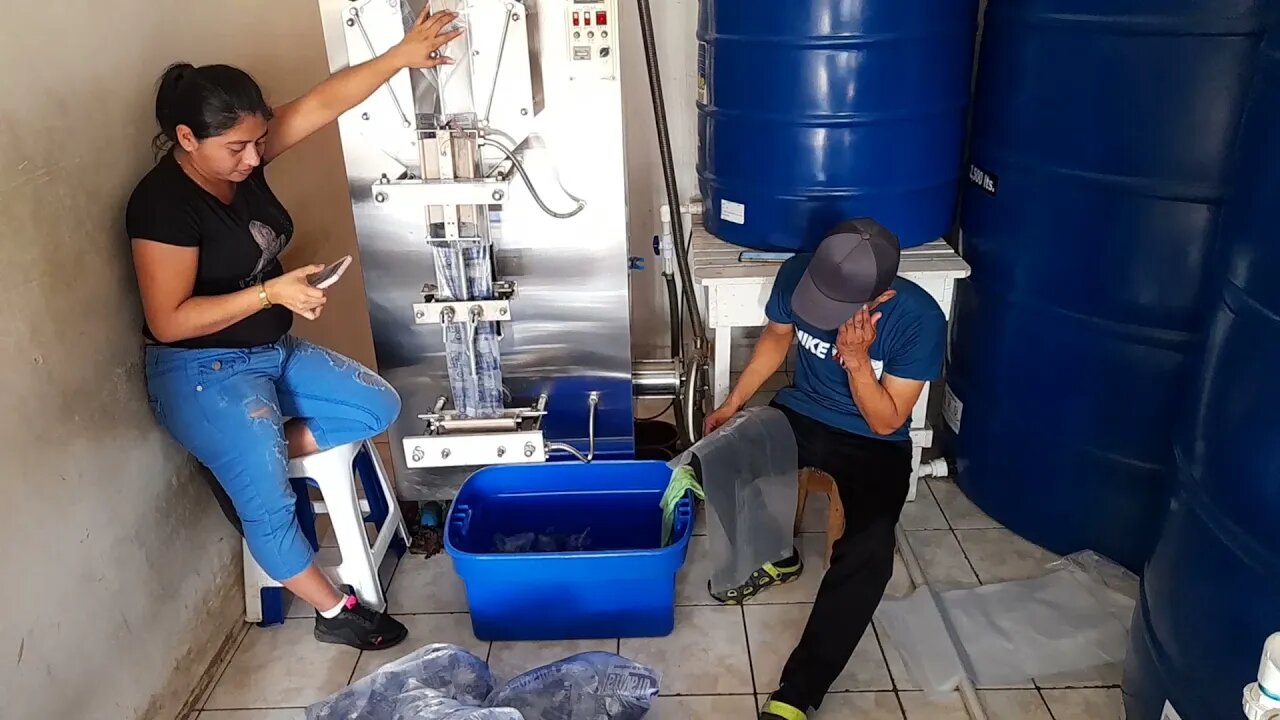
[314,591,408,651]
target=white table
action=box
[690,221,971,500]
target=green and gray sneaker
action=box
[709,548,803,605]
[760,697,807,720]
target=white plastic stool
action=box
[244,439,410,624]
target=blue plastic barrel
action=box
[696,0,979,251]
[445,460,693,642]
[1123,35,1280,720]
[946,0,1273,571]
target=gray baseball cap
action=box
[792,219,901,330]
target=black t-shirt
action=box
[126,152,295,349]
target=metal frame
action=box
[317,0,635,498]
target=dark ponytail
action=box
[152,62,274,154]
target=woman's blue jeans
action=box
[145,336,401,581]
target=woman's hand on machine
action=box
[392,4,465,70]
[265,266,328,321]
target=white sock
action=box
[320,594,351,619]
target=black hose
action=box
[664,272,683,358]
[635,0,707,351]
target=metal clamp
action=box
[412,300,512,325]
[371,178,512,207]
[546,391,600,463]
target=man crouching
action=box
[704,219,945,720]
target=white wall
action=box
[617,0,702,358]
[0,3,362,718]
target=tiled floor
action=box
[193,478,1124,719]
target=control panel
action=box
[565,1,616,80]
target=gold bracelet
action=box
[258,282,272,308]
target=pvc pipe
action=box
[659,202,703,223]
[1245,634,1280,719]
[917,457,951,479]
[895,525,990,720]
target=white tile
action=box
[192,627,250,711]
[929,479,1001,530]
[620,606,753,695]
[1034,662,1123,689]
[811,692,904,719]
[205,621,359,710]
[877,619,1033,691]
[199,711,307,720]
[897,691,968,720]
[648,695,758,719]
[1040,688,1123,720]
[351,614,488,680]
[731,371,792,393]
[488,639,617,682]
[384,552,469,613]
[676,535,716,606]
[900,530,980,588]
[955,529,1060,584]
[900,485,949,530]
[899,689,1054,720]
[745,605,893,692]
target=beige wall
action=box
[0,2,359,719]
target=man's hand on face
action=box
[835,304,882,372]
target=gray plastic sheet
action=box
[875,550,1139,696]
[670,406,798,595]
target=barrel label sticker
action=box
[943,383,963,434]
[720,199,745,225]
[697,42,708,104]
[1160,701,1183,720]
[968,163,998,195]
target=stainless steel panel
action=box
[317,0,634,499]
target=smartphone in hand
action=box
[307,255,353,290]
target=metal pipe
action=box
[478,138,585,219]
[634,0,707,351]
[547,391,600,462]
[895,525,989,720]
[632,359,682,398]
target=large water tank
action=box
[945,0,1272,571]
[1122,36,1280,720]
[695,0,979,252]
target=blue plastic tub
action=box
[444,460,694,642]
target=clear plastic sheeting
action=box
[670,406,798,595]
[875,551,1139,696]
[434,242,505,419]
[306,645,660,720]
[306,644,502,719]
[485,652,661,720]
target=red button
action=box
[597,11,607,25]
[572,12,579,25]
[584,13,591,25]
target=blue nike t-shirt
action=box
[766,254,946,441]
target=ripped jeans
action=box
[144,335,401,581]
